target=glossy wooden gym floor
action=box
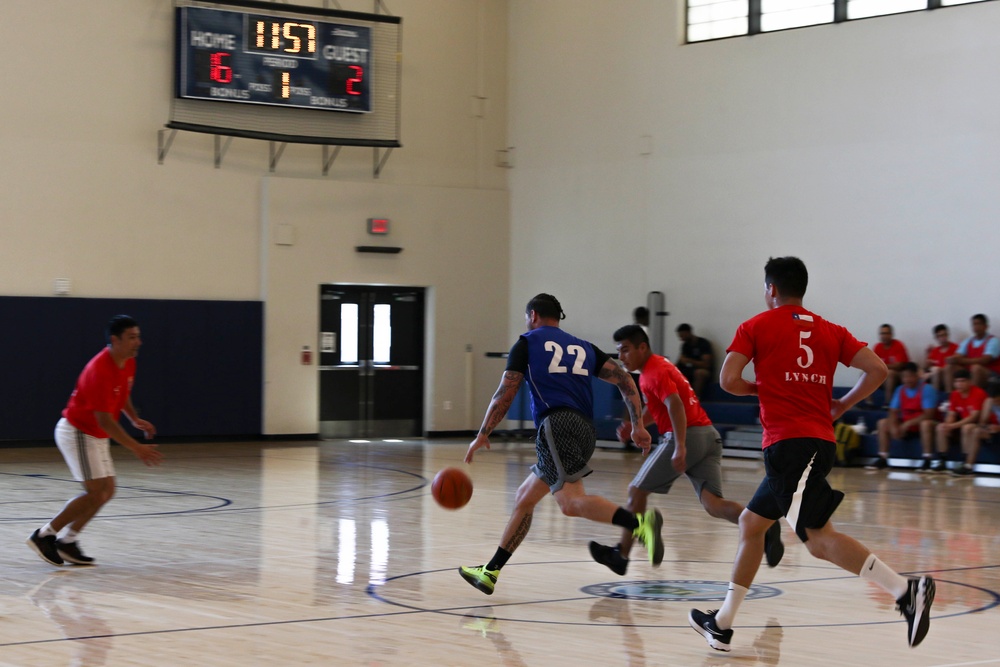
[1,438,997,666]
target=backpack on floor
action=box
[833,421,862,467]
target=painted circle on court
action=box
[581,579,782,602]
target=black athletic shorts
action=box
[746,438,845,543]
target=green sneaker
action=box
[459,565,499,595]
[632,509,664,566]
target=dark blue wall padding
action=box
[0,296,262,441]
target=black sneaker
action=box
[917,458,932,473]
[897,576,935,647]
[589,541,629,576]
[865,456,889,470]
[951,464,975,477]
[689,608,733,652]
[26,529,63,566]
[764,521,784,568]
[56,540,95,566]
[930,459,946,474]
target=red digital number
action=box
[210,52,233,83]
[346,65,363,95]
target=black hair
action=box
[676,323,692,333]
[613,324,649,348]
[954,368,971,380]
[526,294,565,321]
[972,313,989,325]
[933,324,948,334]
[900,361,919,374]
[633,306,649,326]
[763,256,808,299]
[880,324,893,333]
[107,315,139,341]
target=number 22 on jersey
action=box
[544,341,589,375]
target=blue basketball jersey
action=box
[521,326,599,425]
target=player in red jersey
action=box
[589,326,783,576]
[923,324,958,392]
[26,315,163,567]
[946,314,1000,389]
[956,379,1000,476]
[932,368,988,473]
[868,362,937,471]
[689,257,934,652]
[873,324,909,406]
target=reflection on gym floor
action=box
[0,439,997,666]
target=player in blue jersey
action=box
[459,294,664,595]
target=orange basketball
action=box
[431,467,473,510]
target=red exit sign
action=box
[367,218,390,235]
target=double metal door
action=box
[319,285,425,438]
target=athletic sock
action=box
[38,523,57,538]
[486,547,512,571]
[714,582,749,630]
[859,553,909,599]
[58,528,80,544]
[612,507,639,532]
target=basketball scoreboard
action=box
[177,6,373,113]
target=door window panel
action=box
[373,304,391,364]
[341,303,359,364]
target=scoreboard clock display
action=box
[177,5,373,113]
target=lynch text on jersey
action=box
[784,371,829,385]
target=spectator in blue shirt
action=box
[946,314,1000,389]
[868,362,937,470]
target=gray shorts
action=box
[531,409,596,493]
[630,425,724,499]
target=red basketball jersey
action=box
[639,354,712,434]
[873,339,909,365]
[898,385,928,422]
[967,336,1000,373]
[927,342,958,368]
[63,348,136,438]
[728,305,866,448]
[948,386,987,420]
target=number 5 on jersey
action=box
[798,331,814,369]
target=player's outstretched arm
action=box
[598,360,651,452]
[831,347,888,420]
[466,371,523,463]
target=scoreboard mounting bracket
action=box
[158,127,396,179]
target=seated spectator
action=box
[930,369,988,473]
[946,313,1000,389]
[675,323,713,400]
[868,362,936,470]
[955,379,1000,477]
[872,324,909,406]
[923,324,958,393]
